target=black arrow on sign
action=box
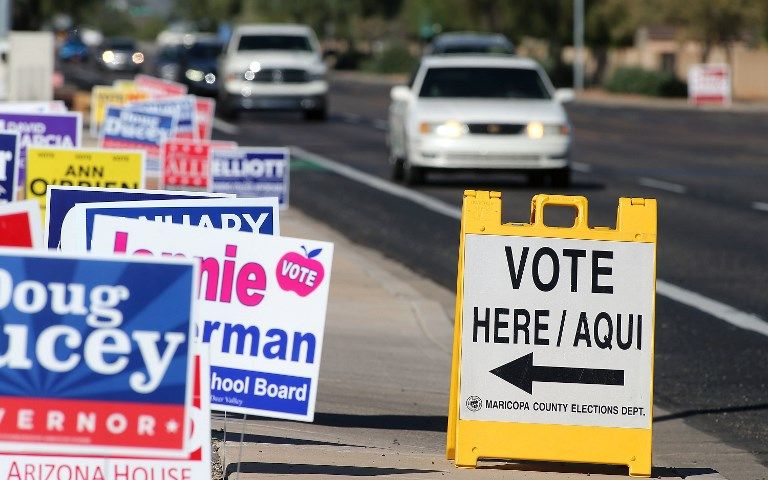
[490,352,625,394]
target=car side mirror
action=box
[391,85,412,102]
[554,88,575,103]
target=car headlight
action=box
[185,69,204,82]
[101,50,115,63]
[132,52,144,64]
[419,120,468,138]
[308,70,326,81]
[526,122,570,139]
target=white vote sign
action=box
[86,216,334,422]
[459,234,655,429]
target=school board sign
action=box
[0,131,20,202]
[26,147,146,215]
[87,216,334,422]
[62,197,280,251]
[45,186,233,249]
[212,147,290,207]
[0,250,198,458]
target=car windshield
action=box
[188,43,222,58]
[438,44,513,54]
[105,39,136,50]
[237,35,312,52]
[419,67,551,99]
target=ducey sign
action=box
[85,216,334,422]
[0,250,197,458]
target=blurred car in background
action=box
[424,32,516,56]
[218,24,328,121]
[95,37,144,72]
[388,55,573,185]
[58,32,89,62]
[152,43,183,81]
[178,36,223,96]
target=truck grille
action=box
[467,123,525,135]
[249,68,308,83]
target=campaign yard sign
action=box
[126,95,197,140]
[0,350,210,479]
[89,85,150,137]
[45,186,233,249]
[99,106,176,176]
[62,197,280,251]
[213,147,290,207]
[134,74,187,98]
[0,200,43,247]
[87,216,334,422]
[26,147,146,215]
[161,139,237,191]
[195,97,215,140]
[0,131,20,202]
[0,250,197,457]
[0,112,82,186]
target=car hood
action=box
[186,58,218,73]
[224,51,323,72]
[412,98,567,124]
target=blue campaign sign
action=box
[71,198,280,251]
[100,105,176,150]
[45,186,233,249]
[212,147,290,207]
[0,131,19,202]
[0,250,196,456]
[127,96,197,139]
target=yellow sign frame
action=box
[447,190,657,477]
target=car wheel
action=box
[390,156,404,181]
[550,167,571,188]
[304,107,327,122]
[403,159,425,185]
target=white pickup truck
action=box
[218,24,328,121]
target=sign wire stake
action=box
[235,414,247,479]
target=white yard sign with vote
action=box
[460,234,654,429]
[87,216,334,422]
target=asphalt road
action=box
[211,76,768,466]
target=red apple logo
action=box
[276,246,325,297]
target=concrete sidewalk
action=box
[214,208,768,480]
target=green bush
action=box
[604,67,687,97]
[361,42,418,74]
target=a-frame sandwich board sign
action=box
[447,191,657,477]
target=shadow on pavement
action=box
[212,430,366,448]
[226,462,440,477]
[654,402,768,423]
[312,413,448,432]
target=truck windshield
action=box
[237,35,312,52]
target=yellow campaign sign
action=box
[25,147,146,215]
[113,79,137,90]
[447,191,657,477]
[89,86,150,136]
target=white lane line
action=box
[657,280,768,337]
[340,112,363,123]
[638,177,687,194]
[293,145,768,339]
[212,118,240,135]
[291,146,461,220]
[572,162,591,173]
[752,202,768,212]
[373,119,389,131]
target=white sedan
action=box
[388,55,574,185]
